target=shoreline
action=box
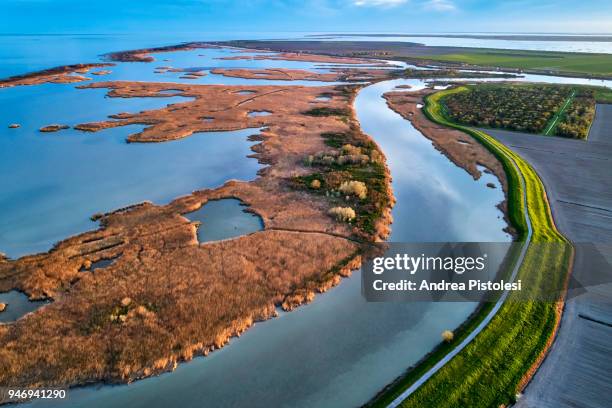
[0,63,114,88]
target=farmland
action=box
[441,84,596,139]
[425,49,612,77]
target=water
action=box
[185,198,263,242]
[90,47,348,87]
[356,79,510,242]
[80,258,115,273]
[247,110,272,117]
[0,32,328,79]
[0,291,47,323]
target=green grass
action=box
[368,87,572,408]
[593,86,612,103]
[422,49,612,77]
[303,107,349,117]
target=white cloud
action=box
[422,0,456,12]
[352,0,408,7]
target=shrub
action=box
[339,180,368,200]
[304,155,314,166]
[303,107,348,117]
[441,330,454,343]
[310,179,321,189]
[370,149,384,164]
[341,144,362,156]
[337,154,369,166]
[329,206,356,222]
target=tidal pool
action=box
[185,198,263,242]
[0,291,47,323]
[247,110,272,117]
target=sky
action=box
[1,0,611,35]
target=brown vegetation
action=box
[211,68,339,82]
[329,206,357,222]
[441,330,454,343]
[384,89,507,185]
[106,42,214,62]
[39,124,69,133]
[0,63,112,88]
[214,51,371,65]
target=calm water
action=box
[356,79,510,242]
[185,198,263,242]
[0,291,47,323]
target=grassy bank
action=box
[369,87,572,408]
[422,49,612,77]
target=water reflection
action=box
[185,198,263,243]
[0,290,47,323]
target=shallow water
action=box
[247,110,272,117]
[185,198,263,242]
[1,39,377,258]
[0,291,47,323]
[357,79,510,242]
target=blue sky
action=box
[1,0,611,34]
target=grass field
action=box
[594,86,612,103]
[369,87,572,408]
[423,49,612,77]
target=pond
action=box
[184,198,263,243]
[0,290,47,323]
